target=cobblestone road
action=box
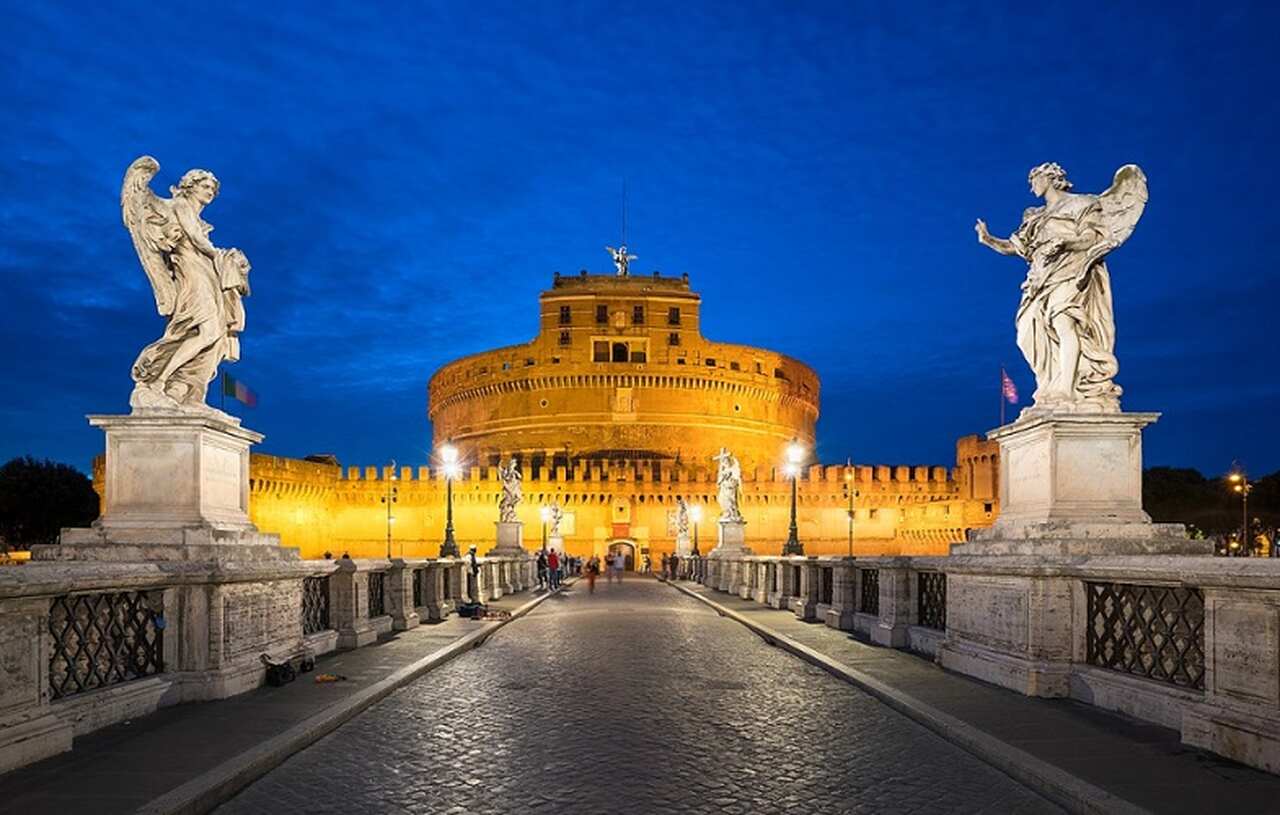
[218,578,1058,814]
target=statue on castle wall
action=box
[674,496,690,538]
[498,457,522,522]
[975,163,1148,415]
[122,156,251,412]
[713,448,743,523]
[548,501,564,536]
[606,244,637,277]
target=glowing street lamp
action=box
[782,440,805,555]
[540,504,552,552]
[690,503,702,556]
[381,459,397,560]
[439,443,461,557]
[844,459,857,559]
[1228,469,1254,557]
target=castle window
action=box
[502,361,511,371]
[632,305,645,325]
[774,368,787,380]
[667,332,680,347]
[676,357,686,365]
[596,304,608,323]
[559,331,571,346]
[611,342,628,362]
[755,362,763,374]
[984,502,993,513]
[551,356,561,364]
[730,361,740,371]
[525,358,535,366]
[667,307,681,326]
[593,341,609,362]
[630,349,647,363]
[705,358,716,367]
[559,305,572,325]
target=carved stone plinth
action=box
[675,533,692,557]
[488,521,524,556]
[953,411,1210,556]
[710,520,749,557]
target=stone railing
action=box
[693,551,1280,776]
[0,553,534,775]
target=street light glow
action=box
[786,440,805,465]
[690,504,702,522]
[540,505,552,522]
[440,443,458,465]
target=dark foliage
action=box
[0,456,99,550]
[1144,466,1280,535]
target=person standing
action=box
[547,549,561,590]
[669,552,680,581]
[536,550,549,591]
[614,551,626,583]
[586,556,598,594]
[660,553,670,580]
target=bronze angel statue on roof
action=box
[975,163,1148,415]
[121,156,251,412]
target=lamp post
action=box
[1228,469,1254,557]
[540,505,551,553]
[381,459,397,560]
[844,459,856,559]
[782,440,805,555]
[690,504,702,556]
[439,444,461,557]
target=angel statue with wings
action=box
[713,448,744,523]
[498,457,523,523]
[606,244,637,277]
[121,156,251,412]
[976,163,1148,415]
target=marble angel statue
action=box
[713,448,744,523]
[548,502,564,537]
[674,496,691,539]
[122,156,251,411]
[975,163,1148,414]
[498,457,523,522]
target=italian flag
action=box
[221,371,258,407]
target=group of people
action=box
[535,549,581,591]
[580,552,629,593]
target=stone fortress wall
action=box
[93,437,998,561]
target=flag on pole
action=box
[1001,367,1019,404]
[221,371,258,407]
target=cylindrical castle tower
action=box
[428,270,819,470]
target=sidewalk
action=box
[665,578,1280,815]
[0,585,570,815]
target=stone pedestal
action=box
[488,521,525,557]
[953,411,1210,557]
[710,520,749,557]
[675,533,692,557]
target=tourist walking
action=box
[614,551,626,583]
[536,550,548,591]
[586,557,598,594]
[669,552,680,581]
[547,549,561,590]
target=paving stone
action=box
[217,578,1057,814]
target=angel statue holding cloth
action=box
[976,163,1148,416]
[121,156,251,412]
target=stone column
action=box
[769,559,797,609]
[871,564,911,648]
[789,559,820,621]
[386,559,420,631]
[738,559,756,599]
[825,560,857,630]
[332,560,376,649]
[752,561,771,604]
[0,596,73,772]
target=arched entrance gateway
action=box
[607,539,636,571]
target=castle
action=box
[220,261,999,563]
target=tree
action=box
[1144,466,1280,535]
[0,456,99,550]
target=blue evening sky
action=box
[2,2,1277,475]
